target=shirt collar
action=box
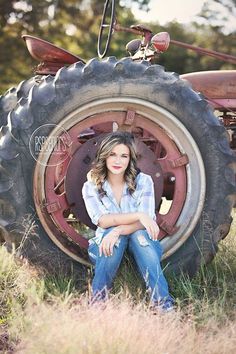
[102,180,128,198]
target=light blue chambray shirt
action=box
[82,172,156,245]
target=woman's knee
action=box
[89,241,125,263]
[130,230,150,246]
[129,230,163,258]
[99,238,127,262]
[94,251,124,275]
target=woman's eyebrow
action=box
[110,152,129,156]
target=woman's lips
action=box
[112,166,122,169]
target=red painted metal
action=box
[151,32,170,52]
[134,114,187,238]
[115,23,151,36]
[130,24,153,33]
[22,33,236,110]
[180,71,236,110]
[113,23,236,64]
[115,23,154,47]
[170,39,236,65]
[22,35,85,75]
[33,159,89,262]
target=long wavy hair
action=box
[91,131,138,195]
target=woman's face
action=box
[106,143,130,177]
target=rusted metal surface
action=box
[181,71,236,110]
[134,114,188,239]
[22,35,85,75]
[114,23,236,64]
[33,155,90,263]
[114,23,151,36]
[170,39,236,65]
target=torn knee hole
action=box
[137,234,149,247]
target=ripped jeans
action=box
[88,228,173,305]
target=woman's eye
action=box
[108,153,129,158]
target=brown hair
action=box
[91,132,138,195]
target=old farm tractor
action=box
[0,0,236,276]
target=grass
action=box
[0,212,236,353]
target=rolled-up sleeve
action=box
[82,181,110,226]
[136,175,156,220]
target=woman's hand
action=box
[139,213,160,241]
[99,227,121,257]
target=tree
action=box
[199,0,236,34]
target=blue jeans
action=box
[88,229,173,304]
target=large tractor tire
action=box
[0,57,235,277]
[0,78,36,126]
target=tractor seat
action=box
[22,35,85,75]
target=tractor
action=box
[0,0,236,277]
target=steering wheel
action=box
[97,0,115,58]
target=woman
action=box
[82,131,174,311]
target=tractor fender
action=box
[181,70,236,110]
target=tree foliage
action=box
[0,0,138,92]
[0,0,235,94]
[199,0,236,34]
[157,21,236,74]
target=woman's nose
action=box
[114,156,121,163]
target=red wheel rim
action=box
[33,108,188,264]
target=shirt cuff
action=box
[91,210,110,226]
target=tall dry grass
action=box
[12,297,236,354]
[0,211,236,353]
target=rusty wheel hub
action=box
[33,98,205,265]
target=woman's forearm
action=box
[102,221,144,240]
[98,212,142,229]
[117,221,145,235]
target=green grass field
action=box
[1,211,236,353]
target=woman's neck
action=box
[107,173,125,186]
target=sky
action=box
[132,0,236,32]
[132,0,205,24]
